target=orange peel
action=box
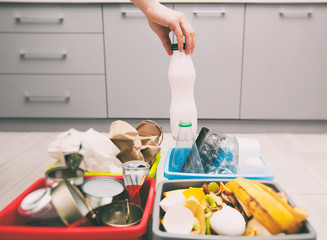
[220,181,233,195]
[183,188,206,203]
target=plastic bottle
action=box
[168,43,197,140]
[172,121,204,173]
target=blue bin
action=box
[164,148,274,180]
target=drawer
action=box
[0,4,103,33]
[0,34,105,74]
[0,75,107,118]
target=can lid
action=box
[179,122,192,127]
[171,43,186,51]
[18,188,52,216]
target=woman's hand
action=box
[131,0,195,55]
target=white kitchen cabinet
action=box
[174,4,245,119]
[0,4,103,33]
[0,75,107,118]
[103,4,172,118]
[0,34,105,74]
[0,4,107,118]
[241,4,327,119]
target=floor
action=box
[0,131,326,240]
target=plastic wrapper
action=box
[196,127,238,174]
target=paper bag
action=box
[108,120,163,164]
[136,120,163,165]
[108,120,144,163]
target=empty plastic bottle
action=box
[172,121,204,173]
[168,43,197,140]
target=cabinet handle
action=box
[24,94,70,103]
[20,51,67,60]
[193,10,226,16]
[279,10,313,18]
[15,16,64,23]
[121,10,144,17]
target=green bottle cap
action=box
[171,43,186,51]
[179,122,192,127]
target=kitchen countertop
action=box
[0,0,327,4]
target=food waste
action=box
[159,177,308,236]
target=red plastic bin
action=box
[0,176,155,240]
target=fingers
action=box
[181,21,195,55]
[160,35,173,56]
[170,12,195,55]
[173,24,184,53]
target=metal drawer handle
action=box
[20,51,67,60]
[15,16,64,23]
[24,94,70,103]
[193,10,226,16]
[121,10,144,17]
[279,10,313,18]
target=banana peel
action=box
[225,177,307,235]
[252,180,308,222]
[185,200,206,235]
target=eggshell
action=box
[210,205,246,236]
[159,192,185,212]
[163,206,194,234]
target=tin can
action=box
[45,166,84,187]
[17,187,62,225]
[51,180,96,227]
[81,177,126,210]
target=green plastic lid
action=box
[179,122,192,127]
[171,43,186,51]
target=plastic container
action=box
[152,179,316,240]
[168,43,197,140]
[172,121,204,173]
[164,148,274,180]
[0,175,155,240]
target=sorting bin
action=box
[0,176,156,240]
[164,148,274,180]
[152,179,316,240]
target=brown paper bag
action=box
[108,120,163,164]
[136,120,163,165]
[108,120,144,163]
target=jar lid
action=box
[171,43,186,51]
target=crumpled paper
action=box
[48,128,84,164]
[48,128,122,173]
[79,128,122,173]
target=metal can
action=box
[81,177,126,210]
[17,187,60,225]
[45,166,84,187]
[51,180,96,226]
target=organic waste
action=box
[159,177,308,236]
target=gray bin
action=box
[152,179,316,240]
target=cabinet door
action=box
[0,75,107,118]
[174,4,244,119]
[0,34,105,74]
[103,4,172,118]
[241,4,327,119]
[0,4,103,33]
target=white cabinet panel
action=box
[241,4,327,119]
[0,75,107,118]
[174,4,244,119]
[0,34,105,74]
[0,4,103,33]
[103,4,172,118]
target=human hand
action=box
[142,3,195,55]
